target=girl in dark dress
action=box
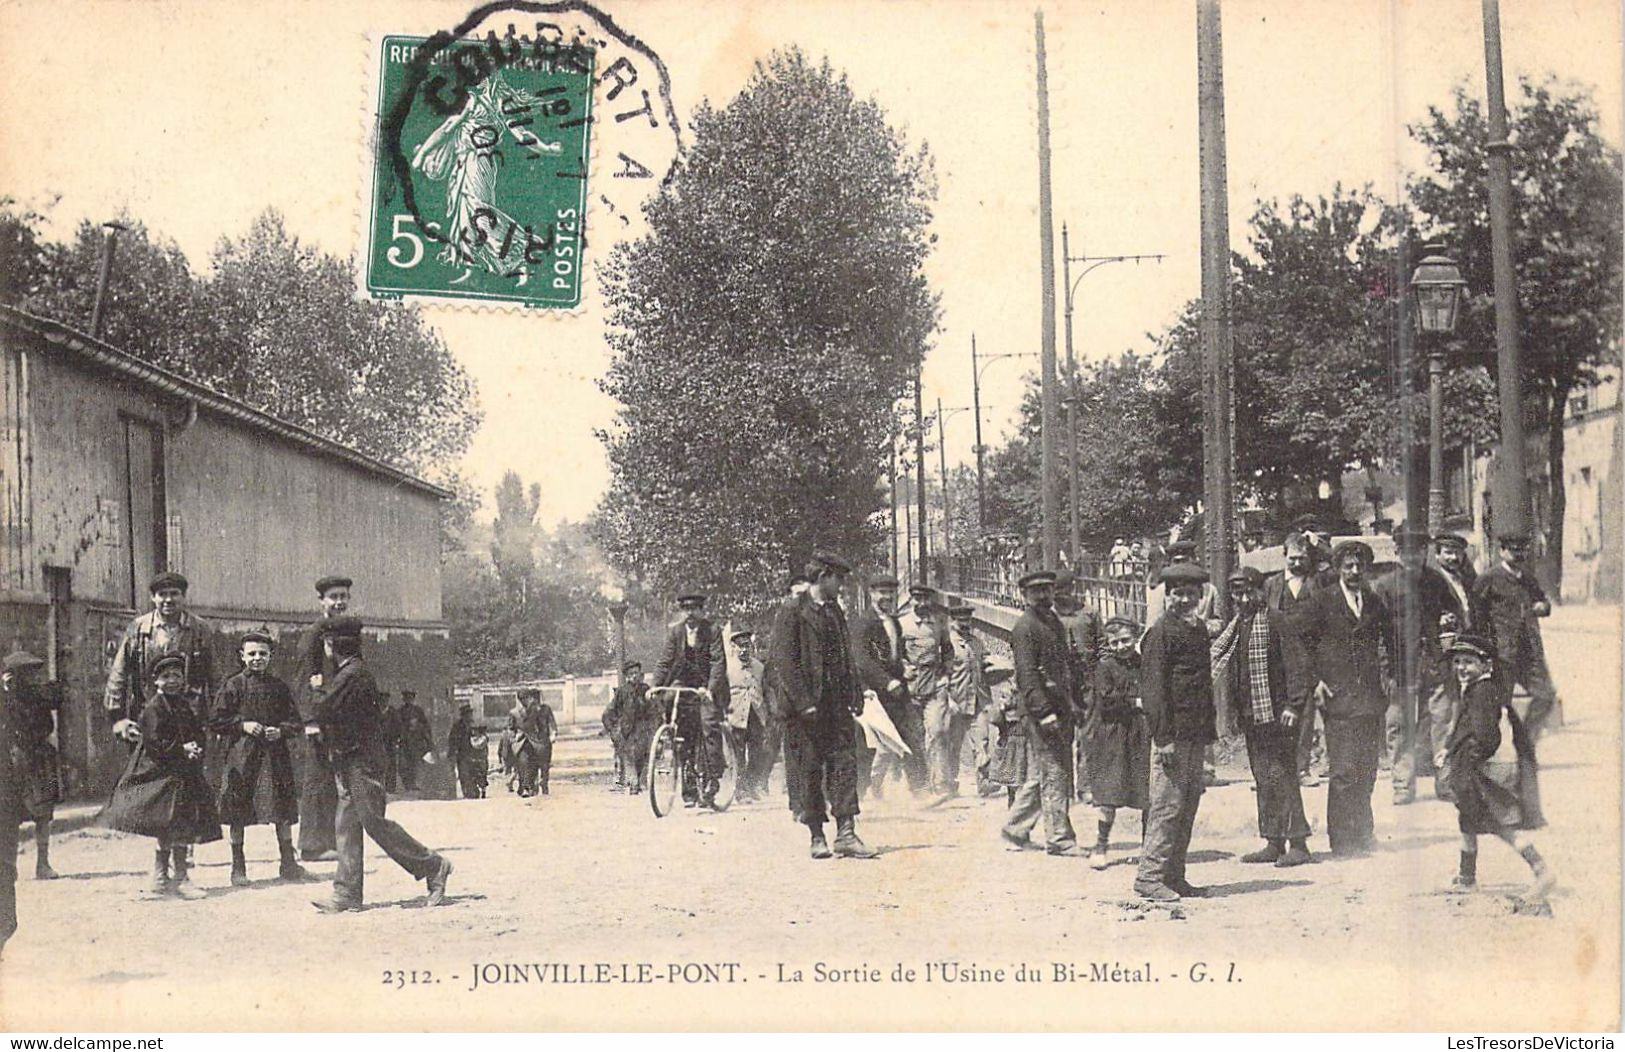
[212,631,306,885]
[101,653,222,900]
[1442,633,1553,902]
[1085,618,1149,870]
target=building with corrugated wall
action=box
[0,306,453,798]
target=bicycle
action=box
[646,686,737,817]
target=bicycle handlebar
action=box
[646,686,711,701]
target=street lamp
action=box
[603,589,630,689]
[970,335,1037,534]
[935,401,977,573]
[1408,245,1468,533]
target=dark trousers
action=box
[743,709,779,794]
[1244,720,1310,841]
[1324,713,1382,853]
[1138,740,1205,886]
[397,752,420,792]
[1512,657,1559,734]
[298,742,338,856]
[333,761,442,906]
[455,757,486,798]
[783,709,859,826]
[536,744,553,793]
[382,750,399,792]
[515,746,540,796]
[0,800,17,946]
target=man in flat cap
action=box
[727,627,772,803]
[446,699,488,799]
[509,688,557,797]
[604,660,651,792]
[1053,568,1103,803]
[1002,570,1079,856]
[1142,541,1222,640]
[1291,540,1395,856]
[3,651,62,881]
[1471,531,1560,739]
[308,616,452,913]
[294,574,352,862]
[771,553,877,858]
[941,600,990,802]
[394,690,434,793]
[902,584,952,801]
[653,589,730,808]
[849,574,916,800]
[1265,530,1333,787]
[1213,569,1313,867]
[1134,563,1218,900]
[1376,526,1454,804]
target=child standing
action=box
[1085,618,1150,870]
[1442,633,1554,902]
[101,653,222,899]
[212,630,306,885]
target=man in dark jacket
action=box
[1376,527,1454,804]
[1264,532,1329,785]
[1054,569,1103,804]
[295,574,351,861]
[849,574,923,800]
[1135,563,1218,901]
[770,554,877,860]
[1292,541,1395,856]
[1216,569,1312,867]
[1471,531,1560,738]
[308,617,452,913]
[446,700,488,799]
[3,652,61,881]
[379,692,402,791]
[654,590,730,809]
[509,689,557,797]
[395,691,434,792]
[604,661,651,792]
[1001,570,1078,857]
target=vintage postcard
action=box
[0,0,1619,1035]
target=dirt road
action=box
[3,608,1618,1031]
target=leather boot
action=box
[808,823,832,860]
[278,841,309,882]
[833,817,877,859]
[146,847,172,898]
[171,846,205,900]
[34,819,58,880]
[230,842,250,886]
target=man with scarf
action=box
[1213,569,1312,867]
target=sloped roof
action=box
[1,305,452,500]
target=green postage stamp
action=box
[365,34,594,309]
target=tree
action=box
[1410,78,1623,589]
[594,49,940,609]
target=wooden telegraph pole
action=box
[1196,0,1236,605]
[1035,10,1061,570]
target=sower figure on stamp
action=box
[211,630,307,886]
[771,553,877,860]
[849,574,911,801]
[1000,570,1079,857]
[104,571,216,885]
[1472,531,1561,740]
[1292,541,1394,857]
[1376,527,1453,805]
[446,700,488,799]
[308,617,452,913]
[294,574,351,862]
[1439,633,1554,902]
[3,652,62,881]
[653,589,730,809]
[1134,562,1218,902]
[1213,568,1313,868]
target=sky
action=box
[1,0,1618,528]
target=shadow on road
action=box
[1203,878,1313,898]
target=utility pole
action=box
[1062,224,1165,565]
[971,334,986,535]
[915,363,929,586]
[89,222,128,339]
[936,398,953,566]
[1035,9,1060,570]
[1481,0,1528,539]
[890,438,900,578]
[1197,0,1236,606]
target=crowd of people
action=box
[0,516,1566,957]
[599,519,1562,904]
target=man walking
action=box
[294,574,351,862]
[849,574,918,800]
[308,617,452,913]
[1292,541,1394,856]
[653,590,730,809]
[604,661,650,792]
[1053,569,1102,803]
[1264,532,1329,785]
[509,689,556,797]
[936,601,987,802]
[3,652,62,880]
[1377,527,1453,804]
[1135,563,1218,900]
[906,586,959,807]
[1001,570,1078,857]
[1215,569,1313,867]
[395,691,434,792]
[770,554,877,860]
[1472,531,1561,738]
[446,700,488,799]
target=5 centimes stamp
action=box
[365,2,685,311]
[366,33,594,308]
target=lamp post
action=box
[970,338,1037,532]
[1408,245,1468,534]
[1061,223,1164,564]
[605,594,630,689]
[935,402,977,572]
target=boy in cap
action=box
[296,574,351,862]
[3,651,63,880]
[1002,570,1079,856]
[101,653,222,900]
[446,700,488,799]
[606,661,654,793]
[654,589,730,809]
[1135,562,1217,900]
[1471,531,1561,738]
[212,630,307,885]
[1440,633,1553,901]
[308,617,453,912]
[1084,618,1149,870]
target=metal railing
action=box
[949,554,1150,624]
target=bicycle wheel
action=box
[648,724,680,817]
[710,731,739,812]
